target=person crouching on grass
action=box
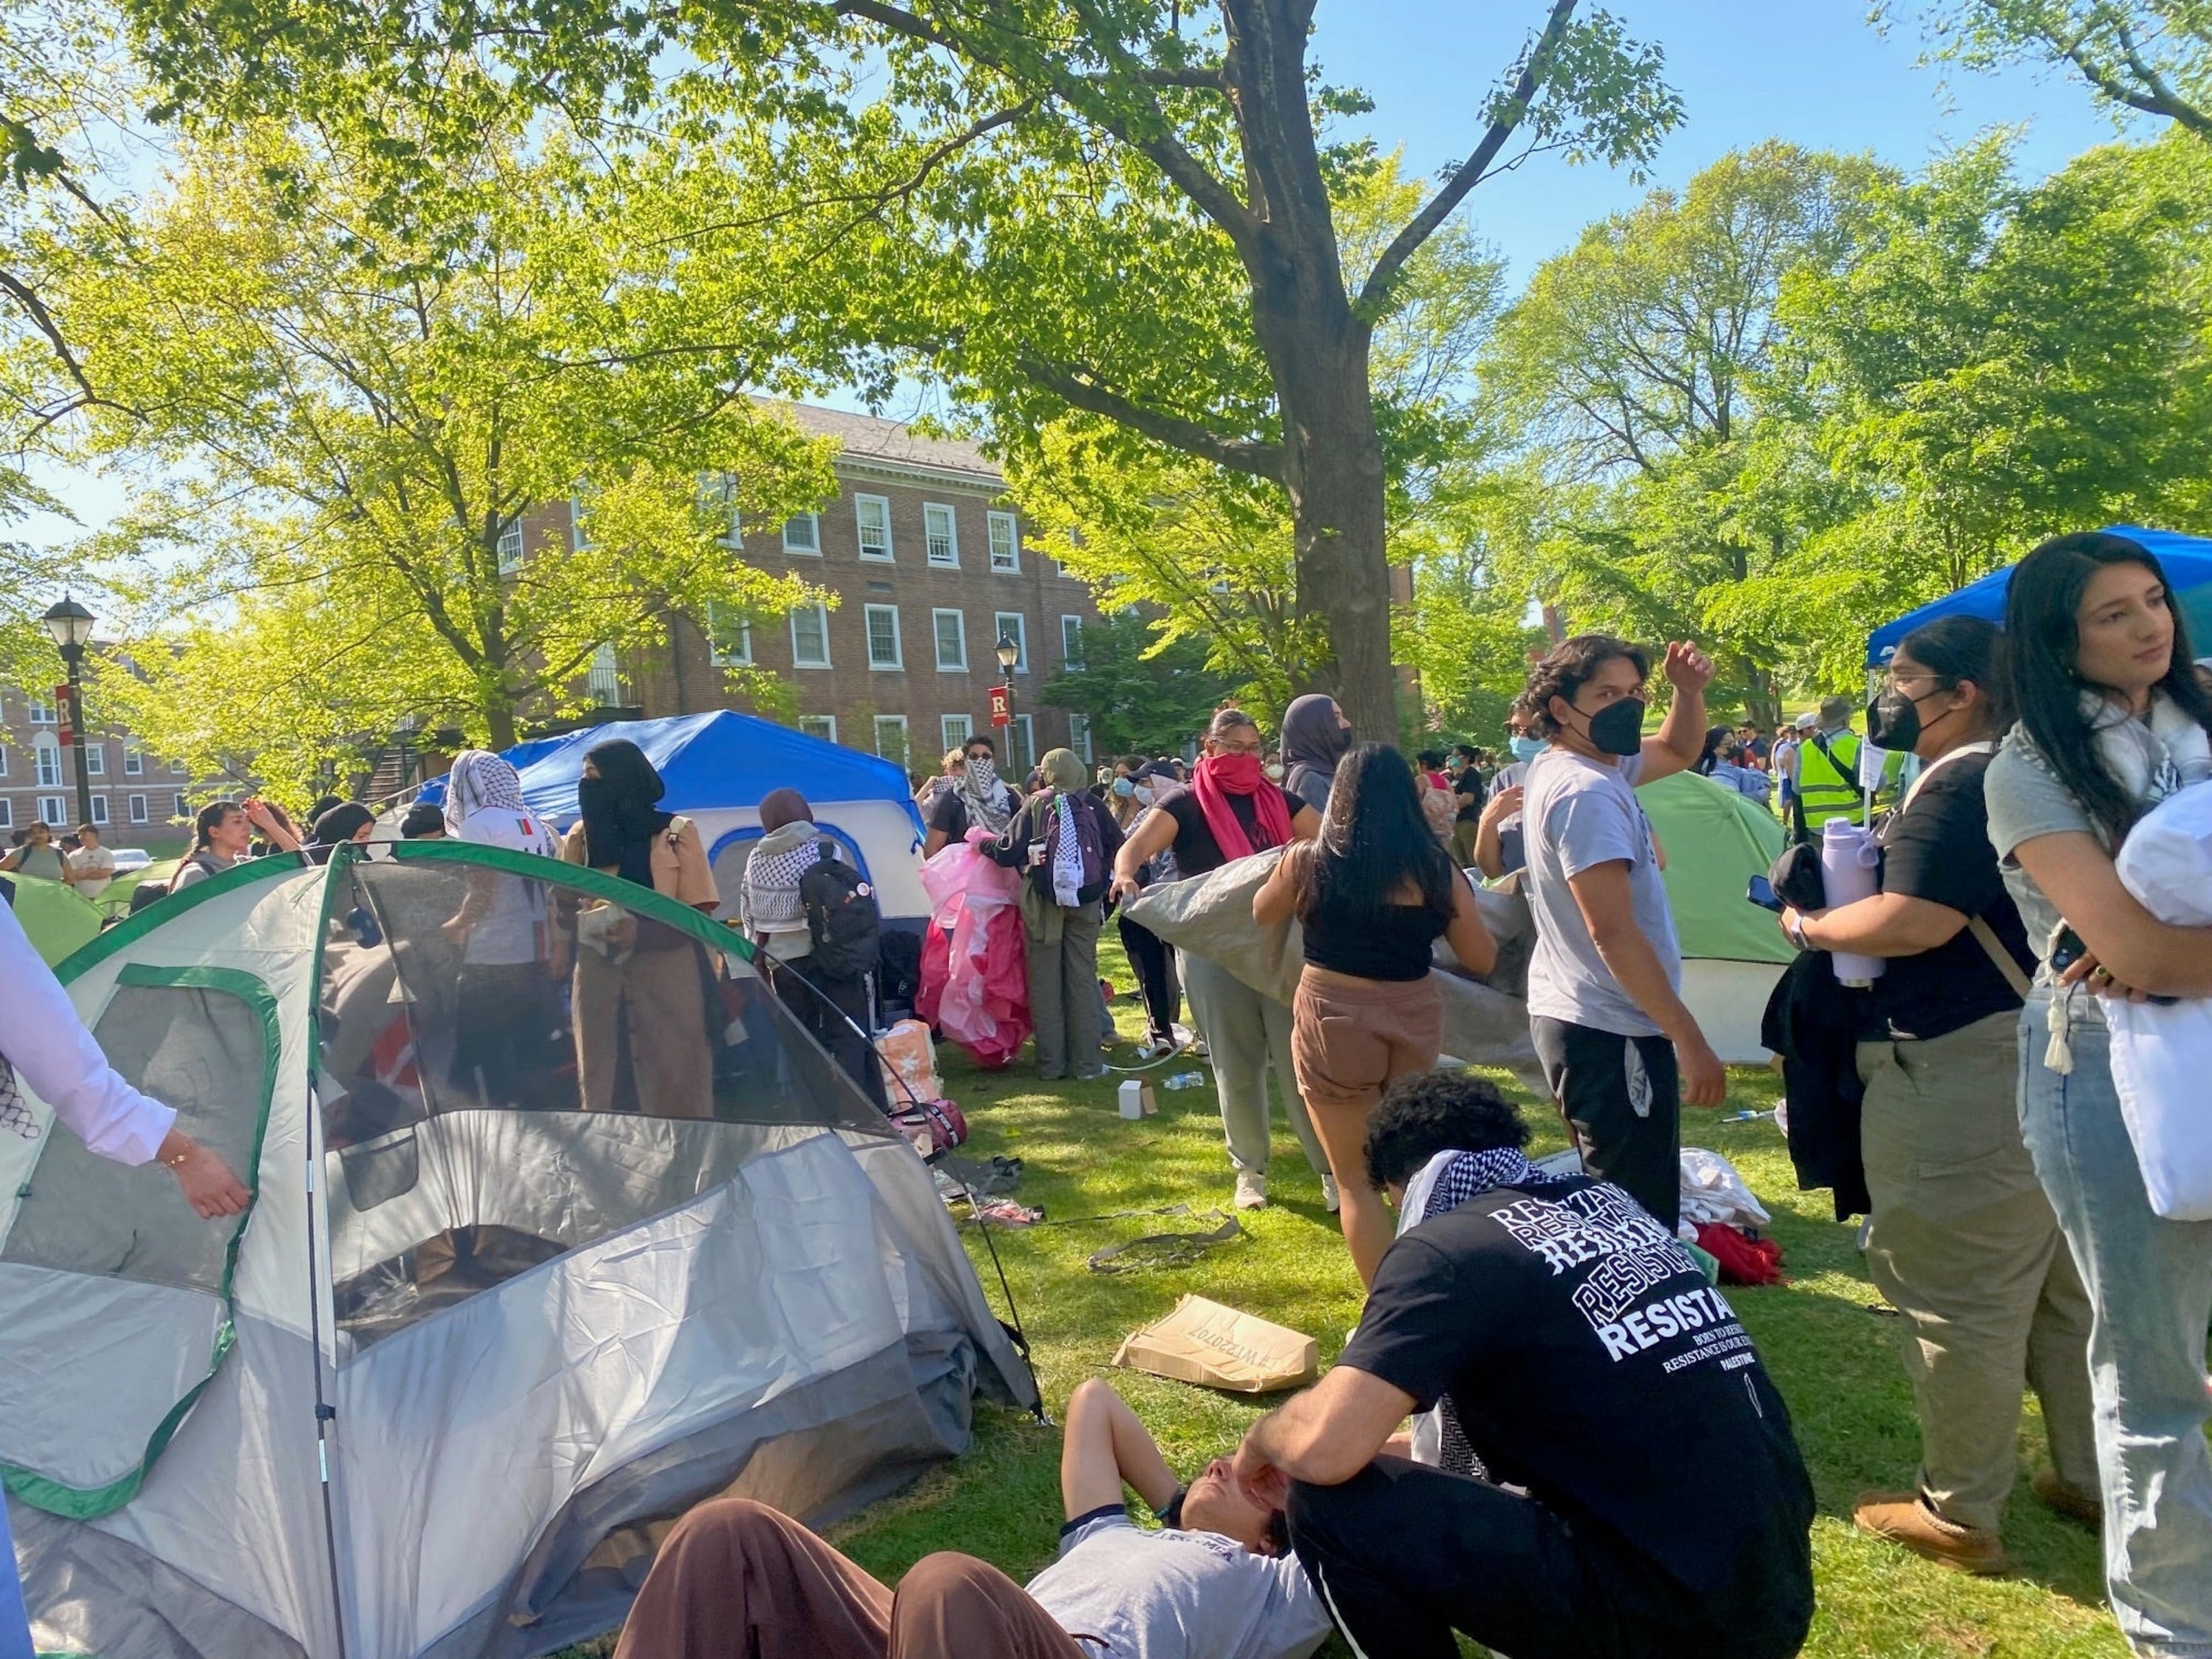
[1231,1070,1815,1659]
[613,1377,1329,1659]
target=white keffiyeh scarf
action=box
[2083,689,2212,804]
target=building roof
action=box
[767,400,1003,490]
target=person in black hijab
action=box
[576,739,675,890]
[305,802,377,864]
[1279,695,1353,814]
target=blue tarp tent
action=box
[1866,524,2212,665]
[417,711,932,922]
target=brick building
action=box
[578,403,1106,781]
[0,682,195,849]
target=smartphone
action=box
[2050,927,2087,974]
[1745,875,1785,913]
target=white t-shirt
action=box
[453,808,557,966]
[68,845,116,896]
[1024,1514,1329,1659]
[1520,747,1681,1038]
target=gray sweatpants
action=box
[1182,953,1327,1178]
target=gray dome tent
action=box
[1,842,1034,1658]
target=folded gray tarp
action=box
[1123,850,1547,1087]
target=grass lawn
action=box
[562,936,2128,1658]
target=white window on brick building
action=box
[864,605,903,670]
[706,603,753,667]
[128,793,148,824]
[873,715,909,769]
[89,794,108,825]
[992,612,1028,675]
[1061,615,1084,668]
[1068,713,1093,764]
[497,515,526,572]
[855,495,894,562]
[791,604,832,669]
[0,744,8,777]
[0,799,11,830]
[173,793,190,822]
[988,510,1020,573]
[924,503,959,567]
[782,513,821,554]
[38,796,68,827]
[932,608,967,672]
[798,714,837,744]
[941,714,972,753]
[27,696,55,724]
[34,734,61,788]
[84,745,104,776]
[123,743,143,775]
[586,643,624,706]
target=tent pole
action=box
[302,1081,352,1659]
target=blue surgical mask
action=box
[1111,776,1136,797]
[1133,784,1154,806]
[1509,735,1544,763]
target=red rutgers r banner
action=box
[54,683,76,747]
[988,685,1012,728]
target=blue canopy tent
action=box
[416,711,932,923]
[1867,524,2212,665]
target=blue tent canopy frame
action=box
[1866,524,2212,666]
[417,711,927,839]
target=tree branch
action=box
[2057,13,2212,133]
[1357,0,1581,313]
[1012,351,1285,477]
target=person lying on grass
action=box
[1231,1069,1817,1659]
[613,1376,1329,1659]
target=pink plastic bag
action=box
[920,831,1030,1068]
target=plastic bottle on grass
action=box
[1163,1071,1206,1091]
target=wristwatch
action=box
[1786,914,1812,952]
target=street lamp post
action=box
[41,595,96,834]
[993,633,1020,770]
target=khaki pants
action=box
[1023,903,1102,1081]
[1858,1010,2099,1532]
[613,1498,1087,1659]
[1182,953,1328,1179]
[574,940,714,1119]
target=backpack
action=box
[799,837,883,981]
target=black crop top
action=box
[1303,894,1447,981]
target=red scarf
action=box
[1190,752,1293,862]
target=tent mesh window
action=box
[320,858,892,1352]
[3,976,270,1293]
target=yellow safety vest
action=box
[1794,728,1887,830]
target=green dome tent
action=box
[0,873,102,966]
[1640,770,1793,1064]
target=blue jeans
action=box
[2019,991,2212,1655]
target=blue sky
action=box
[22,2,2132,550]
[1318,0,2128,283]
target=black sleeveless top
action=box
[1303,892,1447,982]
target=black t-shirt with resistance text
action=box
[1341,1175,1815,1653]
[1871,751,2034,1041]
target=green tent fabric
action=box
[1640,770,1794,966]
[0,873,103,966]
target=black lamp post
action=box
[41,595,96,833]
[994,632,1020,767]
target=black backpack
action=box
[799,838,882,981]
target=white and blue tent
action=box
[418,711,930,927]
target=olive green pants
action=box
[1858,1010,2100,1533]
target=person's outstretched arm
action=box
[0,898,251,1217]
[1061,1378,1182,1521]
[1638,643,1715,783]
[1231,1364,1415,1510]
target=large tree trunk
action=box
[1264,305,1396,740]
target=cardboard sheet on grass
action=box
[1123,848,1542,1077]
[1114,1295,1319,1394]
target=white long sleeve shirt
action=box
[0,896,175,1164]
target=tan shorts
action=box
[1290,970,1443,1114]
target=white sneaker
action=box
[1234,1171,1268,1210]
[1321,1174,1341,1213]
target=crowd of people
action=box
[5,527,2209,1659]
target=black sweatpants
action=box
[1531,1016,1682,1231]
[773,959,891,1114]
[1116,914,1180,1045]
[1287,1459,1734,1659]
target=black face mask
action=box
[1865,685,1950,752]
[1576,697,1647,757]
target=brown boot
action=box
[1853,1492,2007,1574]
[2031,1469,2103,1530]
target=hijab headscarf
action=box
[1280,694,1352,806]
[307,803,376,861]
[1040,747,1088,796]
[758,788,814,833]
[445,748,531,828]
[578,739,673,889]
[955,749,1015,835]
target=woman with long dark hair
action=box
[1254,744,1496,1283]
[561,739,721,1118]
[1779,617,2096,1573]
[1984,532,2212,1647]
